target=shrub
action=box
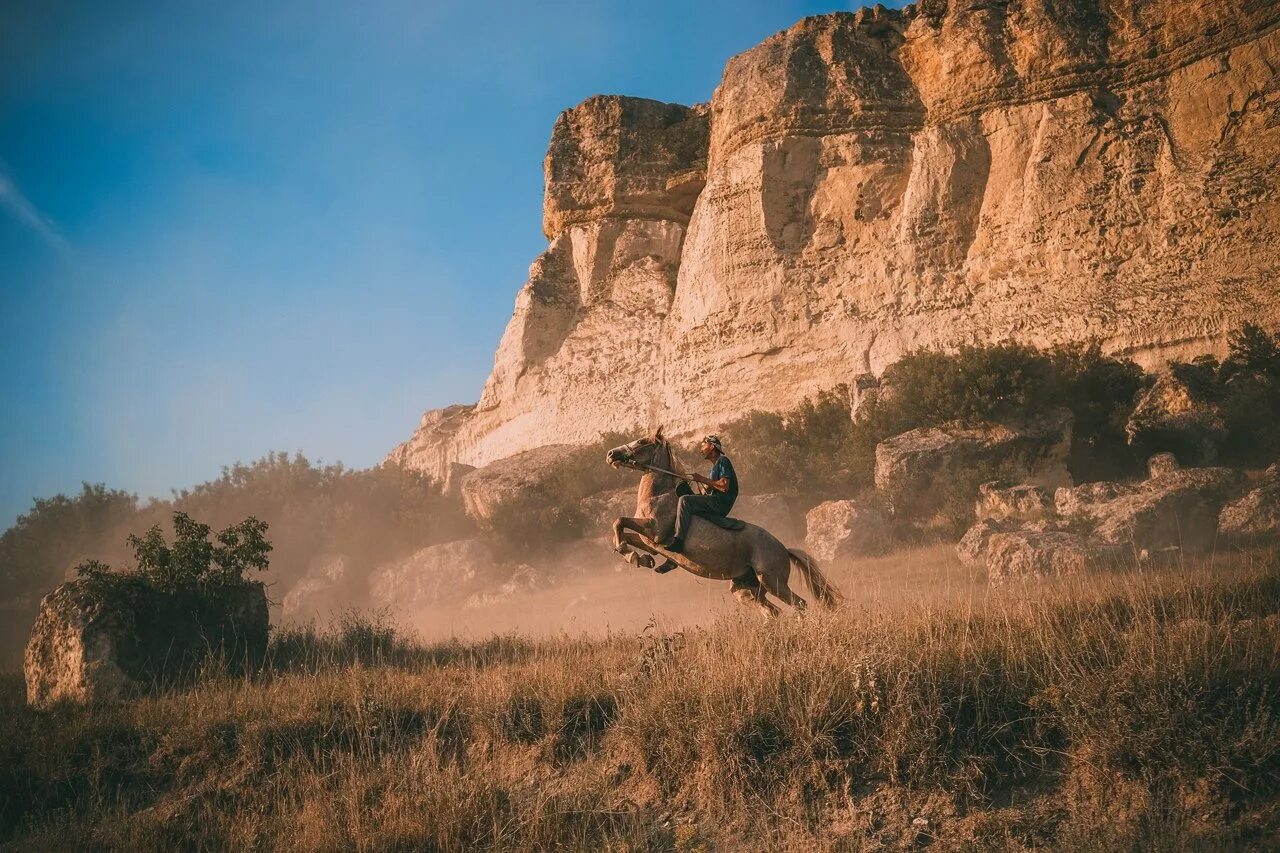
[1217,324,1280,466]
[722,341,1146,505]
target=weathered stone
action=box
[1056,466,1245,554]
[390,2,1280,480]
[1127,370,1227,465]
[463,564,542,609]
[804,500,890,562]
[579,487,638,537]
[985,530,1115,584]
[25,579,268,709]
[874,410,1073,516]
[1219,465,1280,544]
[442,462,476,501]
[459,444,620,525]
[368,539,501,610]
[1146,452,1181,478]
[733,493,798,544]
[281,555,350,623]
[956,517,1010,569]
[975,482,1053,523]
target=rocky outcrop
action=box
[392,1,1280,480]
[25,579,268,709]
[804,499,891,562]
[1127,369,1226,464]
[368,539,502,610]
[1219,464,1280,543]
[1055,463,1245,554]
[985,529,1116,584]
[975,482,1054,523]
[874,410,1073,515]
[281,555,350,623]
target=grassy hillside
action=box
[3,547,1280,851]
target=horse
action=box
[605,428,842,617]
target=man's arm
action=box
[686,471,730,493]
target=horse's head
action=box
[606,427,670,473]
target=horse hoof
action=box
[654,559,677,574]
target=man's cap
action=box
[702,435,723,450]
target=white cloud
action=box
[0,169,70,254]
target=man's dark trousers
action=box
[673,493,735,542]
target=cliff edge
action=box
[389,0,1280,480]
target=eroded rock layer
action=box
[390,0,1280,480]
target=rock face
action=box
[1055,465,1245,554]
[1219,465,1280,543]
[368,540,501,610]
[804,500,890,562]
[25,579,268,709]
[391,2,1280,480]
[874,410,1073,515]
[1127,370,1227,464]
[985,530,1114,584]
[975,482,1054,522]
[281,555,350,623]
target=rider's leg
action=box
[667,494,719,551]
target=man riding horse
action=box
[664,434,738,555]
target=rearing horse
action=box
[606,428,842,617]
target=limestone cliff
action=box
[389,0,1280,480]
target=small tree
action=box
[80,511,271,592]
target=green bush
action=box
[722,341,1146,503]
[1217,324,1280,466]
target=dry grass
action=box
[3,546,1280,851]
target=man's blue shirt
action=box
[708,454,739,511]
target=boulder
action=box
[442,462,477,501]
[1219,465,1280,544]
[975,482,1053,523]
[985,531,1117,584]
[463,564,542,609]
[1146,452,1180,478]
[874,409,1074,518]
[579,487,637,536]
[1055,466,1245,555]
[733,493,798,544]
[368,539,502,610]
[460,444,625,525]
[804,500,890,562]
[281,555,351,622]
[1126,369,1226,465]
[25,578,268,709]
[956,518,1010,569]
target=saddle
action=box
[700,514,746,531]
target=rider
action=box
[664,434,738,554]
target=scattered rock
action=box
[1219,465,1280,544]
[975,481,1053,523]
[368,539,502,610]
[804,500,891,561]
[1056,466,1244,555]
[281,555,350,622]
[874,409,1073,516]
[460,444,622,524]
[1126,370,1226,465]
[956,518,1010,569]
[1147,452,1181,478]
[442,462,476,501]
[25,578,268,709]
[579,487,637,536]
[986,530,1117,583]
[463,565,542,609]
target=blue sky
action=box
[0,0,902,526]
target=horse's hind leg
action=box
[757,563,808,612]
[732,574,778,618]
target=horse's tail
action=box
[786,548,843,608]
